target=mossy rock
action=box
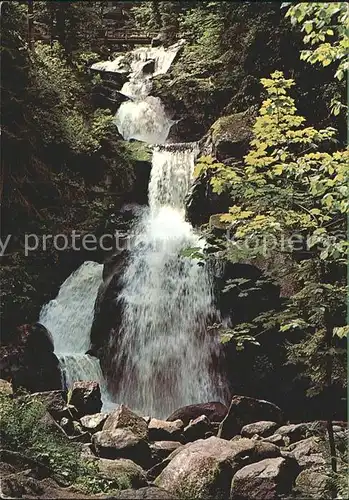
[122,141,152,163]
[210,111,254,161]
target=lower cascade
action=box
[39,261,109,400]
[110,143,223,418]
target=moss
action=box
[122,140,152,162]
[211,112,252,143]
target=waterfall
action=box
[115,96,174,144]
[39,261,110,404]
[110,143,222,418]
[113,41,184,143]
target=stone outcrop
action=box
[231,456,299,500]
[103,404,148,440]
[218,396,284,439]
[69,382,102,417]
[166,402,228,426]
[97,458,147,489]
[241,421,279,439]
[92,428,151,468]
[208,111,254,161]
[183,415,212,442]
[0,323,62,393]
[148,418,184,442]
[155,437,280,499]
[80,413,108,434]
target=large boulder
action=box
[92,428,151,468]
[241,421,280,439]
[231,456,299,500]
[209,111,254,161]
[80,412,108,434]
[218,396,284,439]
[150,441,183,464]
[183,415,212,442]
[167,402,228,426]
[113,486,178,499]
[0,379,13,395]
[295,469,332,499]
[286,436,327,470]
[276,422,321,445]
[155,437,280,499]
[0,323,62,393]
[29,390,69,421]
[97,458,147,489]
[148,418,183,442]
[68,381,102,417]
[103,404,148,440]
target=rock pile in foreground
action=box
[0,380,347,499]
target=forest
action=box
[0,1,348,499]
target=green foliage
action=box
[285,3,348,79]
[0,394,81,482]
[76,461,132,494]
[284,3,348,115]
[0,394,131,494]
[32,42,116,155]
[0,4,136,333]
[197,71,347,401]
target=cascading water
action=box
[113,42,183,144]
[115,96,174,144]
[39,261,110,402]
[110,142,223,417]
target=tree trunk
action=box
[324,309,337,498]
[27,0,33,50]
[56,1,66,50]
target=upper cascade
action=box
[91,41,185,144]
[115,96,174,144]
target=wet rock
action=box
[231,456,300,500]
[295,469,332,499]
[167,402,228,426]
[29,390,69,421]
[2,324,62,393]
[286,436,327,469]
[150,441,183,463]
[263,434,287,447]
[276,423,312,445]
[0,471,44,498]
[98,458,147,488]
[0,378,13,395]
[186,168,232,227]
[113,486,178,499]
[80,412,108,434]
[80,443,96,460]
[103,404,148,440]
[241,421,279,439]
[183,415,212,442]
[92,428,151,467]
[148,418,183,442]
[69,381,102,417]
[218,396,284,439]
[155,436,280,499]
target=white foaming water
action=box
[91,54,129,73]
[149,143,199,210]
[114,42,184,142]
[115,96,174,144]
[39,261,111,403]
[111,144,222,418]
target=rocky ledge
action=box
[0,380,347,499]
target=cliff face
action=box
[152,3,344,143]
